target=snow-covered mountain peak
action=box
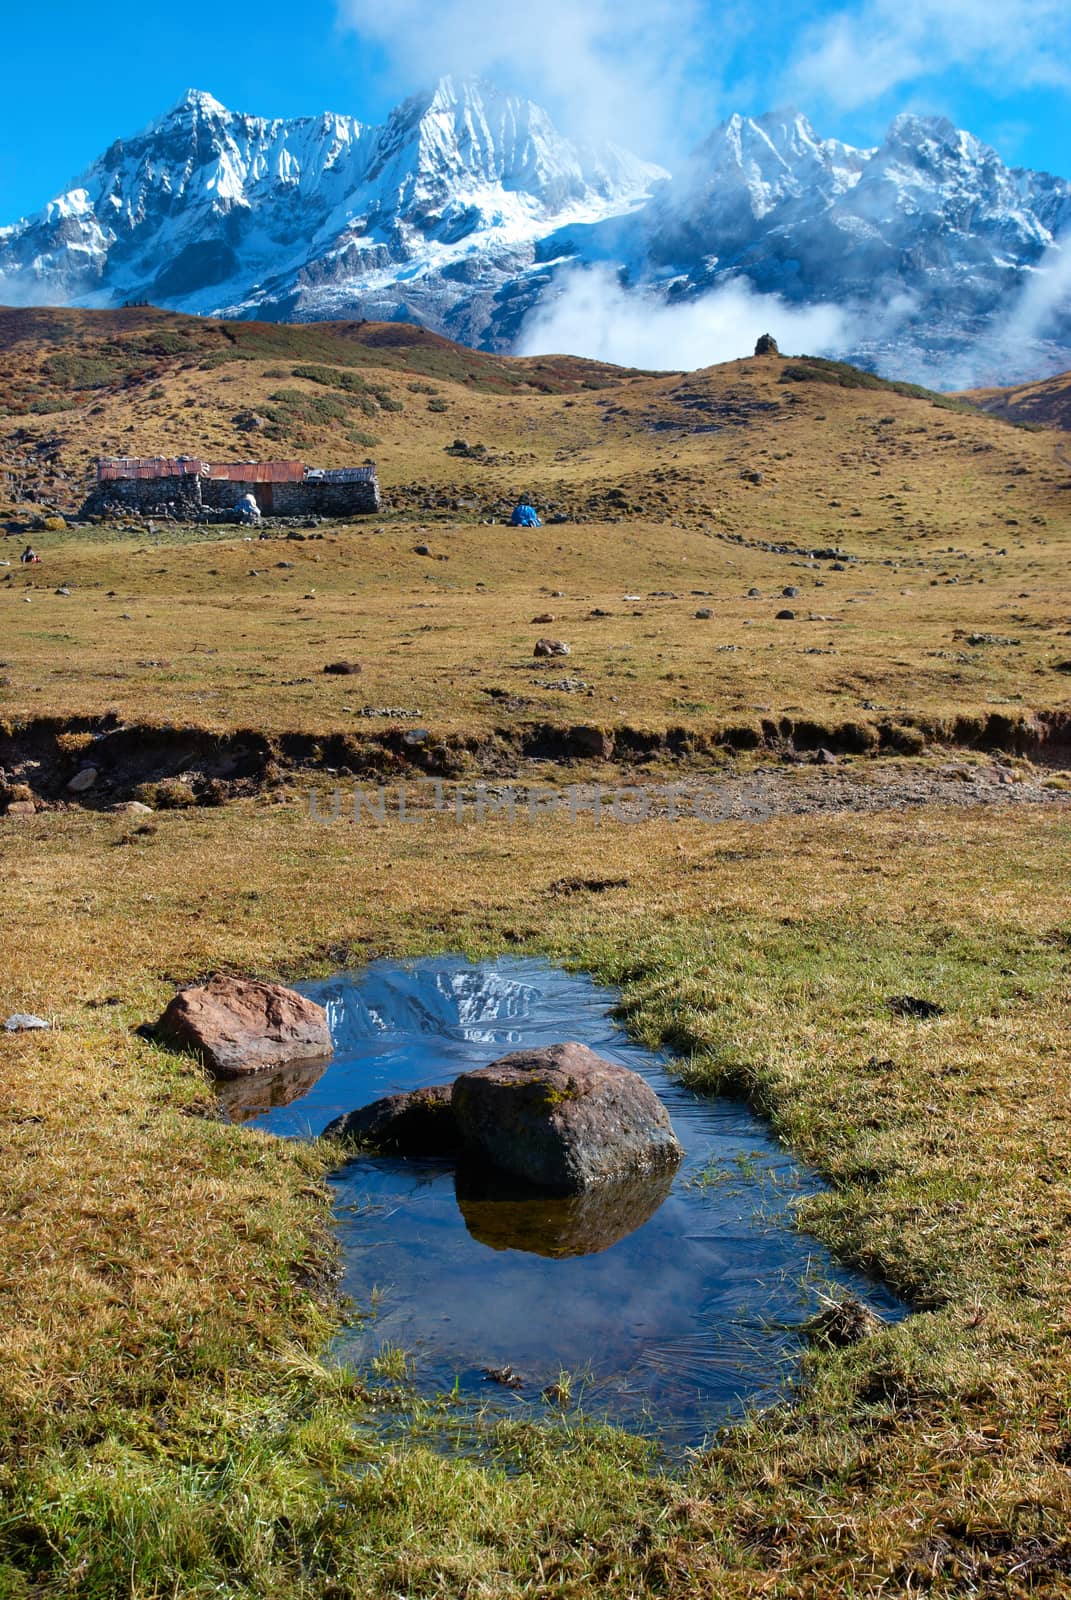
[0,91,1067,384]
[165,88,231,120]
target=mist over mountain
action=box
[1,77,1068,386]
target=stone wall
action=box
[199,478,379,516]
[82,471,379,520]
[83,474,204,517]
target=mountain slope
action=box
[965,368,1071,430]
[1,89,1069,385]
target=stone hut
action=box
[82,456,380,519]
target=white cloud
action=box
[515,265,852,369]
[962,244,1071,385]
[786,0,1071,112]
[336,0,713,154]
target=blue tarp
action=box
[511,502,541,527]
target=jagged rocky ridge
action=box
[1,81,1068,384]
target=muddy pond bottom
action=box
[239,958,903,1447]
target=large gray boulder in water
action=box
[451,1042,682,1192]
[154,974,333,1078]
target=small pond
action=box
[234,957,904,1447]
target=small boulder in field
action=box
[67,767,98,793]
[323,1084,458,1155]
[775,609,796,620]
[695,607,713,619]
[4,1013,50,1032]
[531,613,555,623]
[452,1042,682,1192]
[154,974,333,1078]
[534,638,570,658]
[323,661,362,675]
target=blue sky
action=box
[1,0,1068,221]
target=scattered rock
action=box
[816,748,838,765]
[4,1013,50,1032]
[323,661,362,675]
[66,767,99,793]
[775,609,796,620]
[534,638,571,657]
[153,974,334,1078]
[695,607,713,619]
[451,1042,682,1192]
[482,1365,523,1389]
[531,613,555,623]
[111,801,154,815]
[413,544,432,556]
[548,876,629,895]
[323,1084,458,1156]
[4,801,36,817]
[888,994,945,1020]
[782,585,800,598]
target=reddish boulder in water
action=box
[155,974,333,1078]
[451,1042,682,1192]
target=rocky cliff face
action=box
[2,85,1068,384]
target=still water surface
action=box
[236,957,903,1445]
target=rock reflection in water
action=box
[456,1164,678,1258]
[217,1056,331,1124]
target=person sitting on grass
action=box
[20,545,40,564]
[510,496,541,528]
